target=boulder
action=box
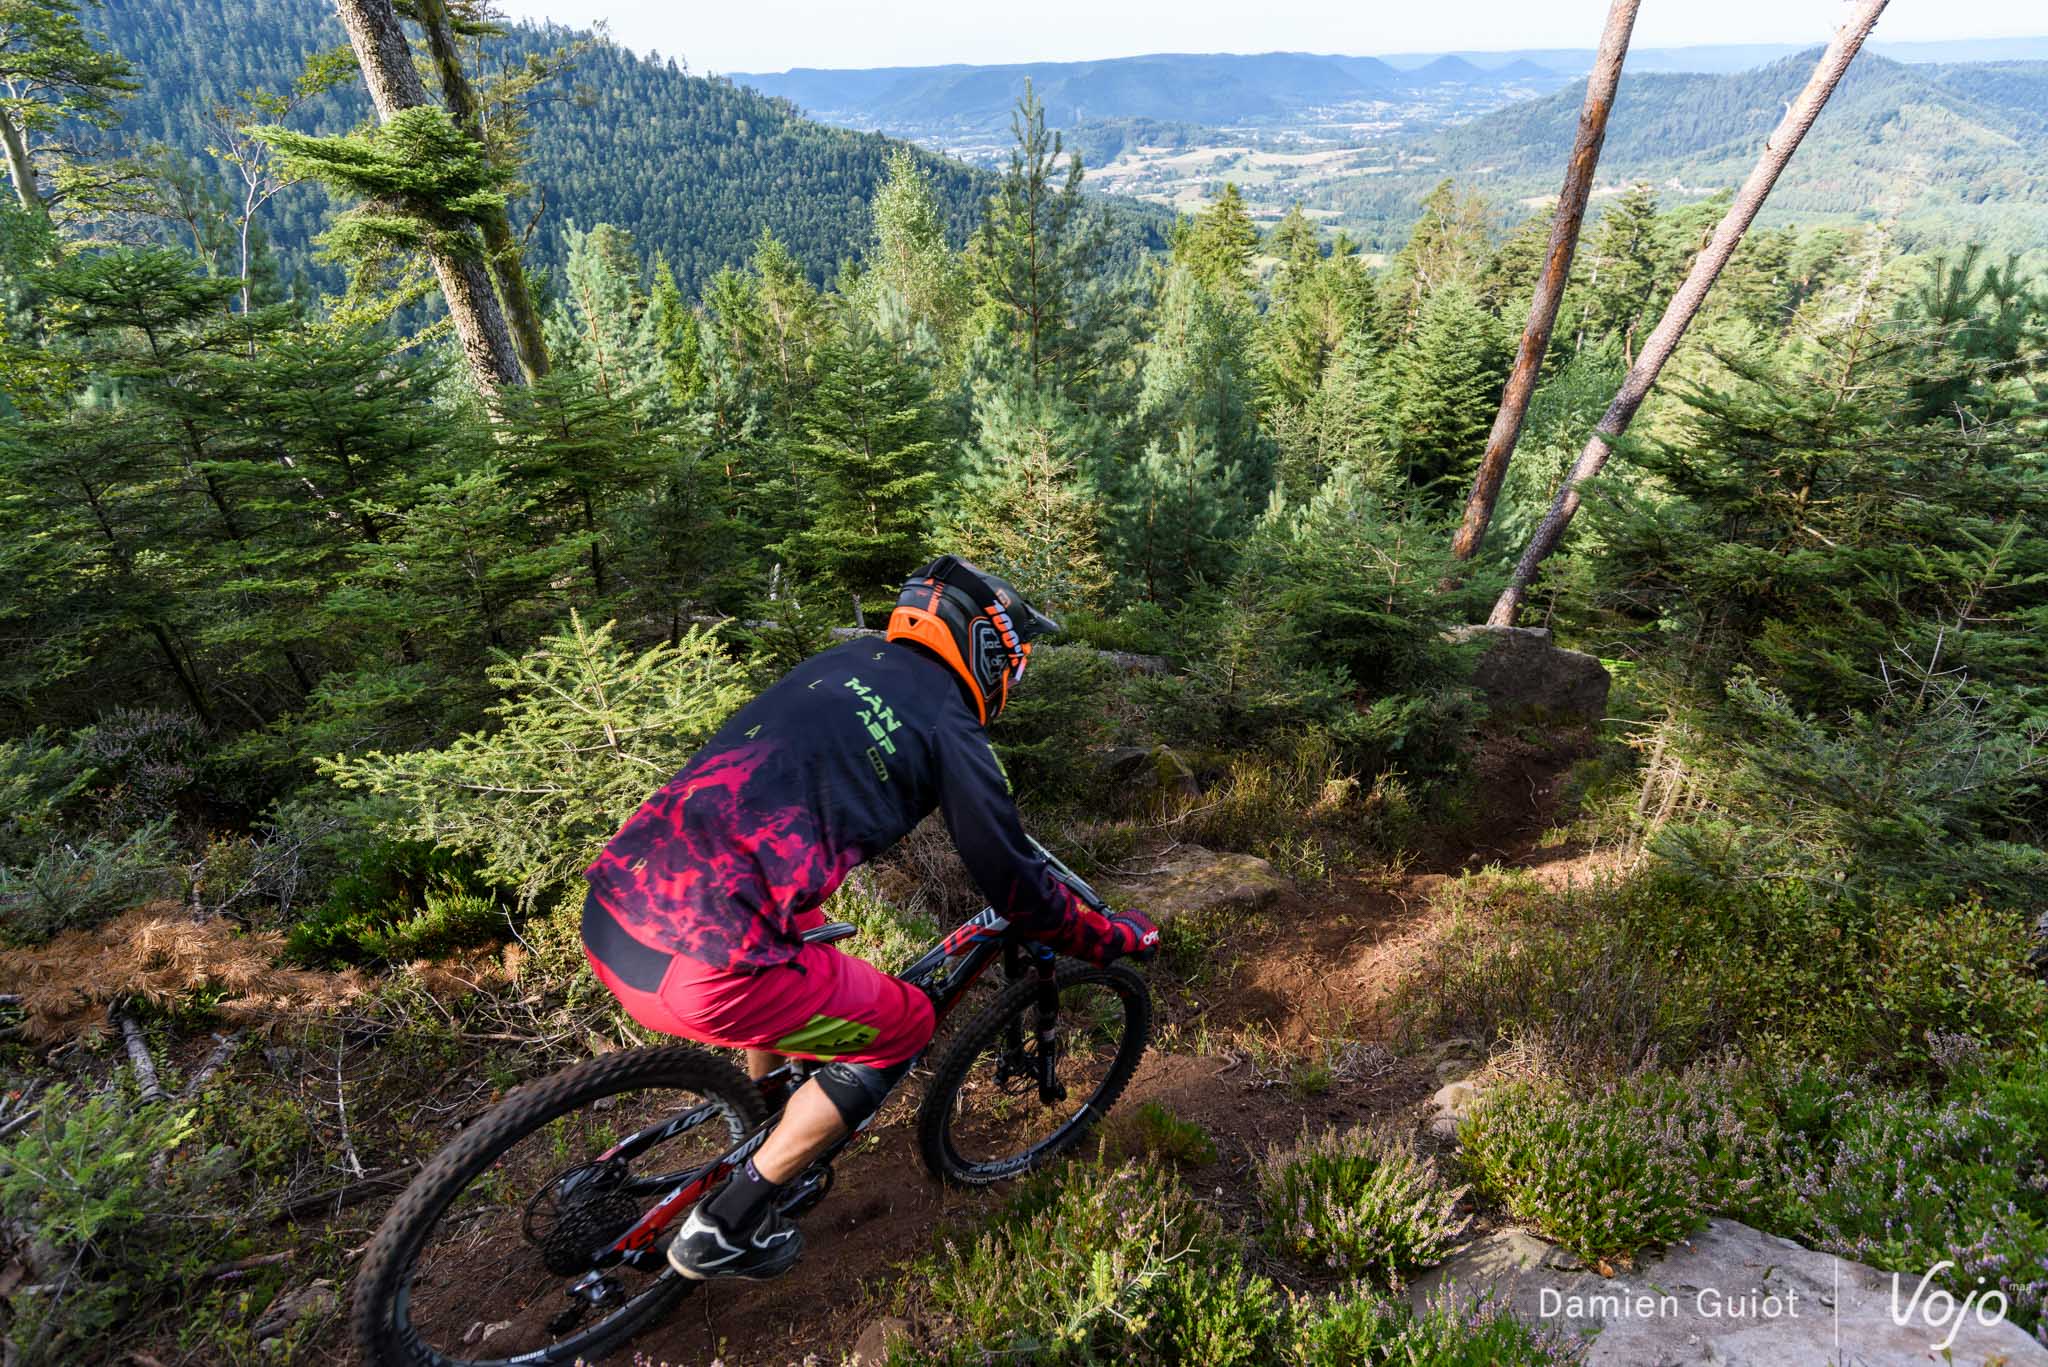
[1426,1078,1486,1141]
[850,1315,912,1365]
[1411,1220,2048,1366]
[1446,625,1610,724]
[1095,744,1202,803]
[1106,845,1286,926]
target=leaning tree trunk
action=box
[1451,0,1639,562]
[332,0,524,399]
[414,0,551,382]
[1488,0,1889,626]
[0,108,45,217]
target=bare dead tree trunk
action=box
[332,0,524,399]
[414,0,551,382]
[1488,0,1889,627]
[1451,0,1639,563]
[0,108,44,217]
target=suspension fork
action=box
[1021,942,1065,1104]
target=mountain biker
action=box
[580,555,1160,1283]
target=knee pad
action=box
[814,1057,913,1129]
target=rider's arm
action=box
[932,714,1121,963]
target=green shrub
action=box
[1104,1101,1218,1169]
[991,646,1135,810]
[324,614,749,906]
[1057,603,1173,657]
[823,877,945,975]
[0,1088,238,1363]
[1862,900,2048,1067]
[1460,1076,1713,1264]
[0,820,181,944]
[1399,865,2048,1074]
[1153,1254,1284,1367]
[286,836,502,965]
[0,730,93,867]
[1657,662,2047,911]
[1286,1287,1587,1366]
[910,1160,1223,1364]
[1734,1046,2048,1344]
[1258,1123,1468,1285]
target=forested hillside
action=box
[103,0,997,292]
[3,2,2047,1364]
[1430,52,2048,254]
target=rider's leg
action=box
[750,1077,847,1181]
[669,947,933,1280]
[744,1049,778,1080]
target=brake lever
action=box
[1027,834,1111,914]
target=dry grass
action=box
[0,902,521,1043]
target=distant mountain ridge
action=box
[731,37,2048,139]
[729,50,1572,136]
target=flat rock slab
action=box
[1411,1219,2047,1366]
[1447,624,1611,723]
[1105,845,1285,925]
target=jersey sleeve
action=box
[932,713,1118,961]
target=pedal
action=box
[777,1163,833,1217]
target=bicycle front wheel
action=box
[917,961,1151,1186]
[351,1045,766,1367]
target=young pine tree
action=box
[1138,261,1270,512]
[774,320,943,607]
[1392,283,1510,500]
[936,383,1111,617]
[970,82,1110,396]
[1111,425,1242,606]
[860,147,970,360]
[1173,183,1258,298]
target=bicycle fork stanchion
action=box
[1029,944,1065,1105]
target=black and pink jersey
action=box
[584,639,1111,974]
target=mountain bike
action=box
[351,846,1152,1367]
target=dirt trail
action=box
[614,727,1605,1366]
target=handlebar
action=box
[1027,835,1112,914]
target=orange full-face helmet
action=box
[885,556,1061,726]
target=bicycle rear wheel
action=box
[917,961,1151,1186]
[352,1046,766,1367]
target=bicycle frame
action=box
[563,909,1050,1298]
[559,844,1114,1312]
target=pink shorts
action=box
[584,905,935,1069]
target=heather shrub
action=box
[1399,865,2048,1074]
[1460,1075,1713,1263]
[821,876,944,974]
[1286,1286,1587,1366]
[1151,1253,1284,1367]
[1459,1049,2048,1344]
[1744,1047,2048,1346]
[1258,1122,1468,1284]
[909,1160,1225,1364]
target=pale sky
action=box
[493,0,2045,74]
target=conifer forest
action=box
[1,0,2046,1363]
